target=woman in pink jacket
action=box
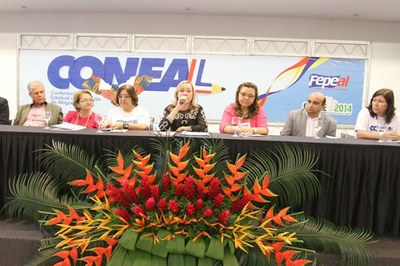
[220,82,268,136]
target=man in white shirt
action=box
[281,92,337,137]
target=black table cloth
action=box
[0,125,399,236]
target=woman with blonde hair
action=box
[64,90,100,128]
[159,80,207,132]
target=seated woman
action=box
[220,82,268,135]
[102,84,150,130]
[355,88,400,140]
[158,80,207,132]
[64,90,99,128]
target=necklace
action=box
[75,111,91,127]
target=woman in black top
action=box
[159,80,207,132]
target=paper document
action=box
[51,122,86,131]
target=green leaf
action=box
[186,238,206,258]
[132,249,152,266]
[205,237,224,261]
[289,215,373,266]
[108,245,128,266]
[152,230,170,258]
[168,254,185,266]
[5,171,78,222]
[151,254,167,266]
[223,250,239,266]
[198,256,214,266]
[136,234,154,253]
[119,229,139,251]
[166,234,186,254]
[227,240,235,254]
[184,254,197,266]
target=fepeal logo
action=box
[309,74,350,89]
[47,55,213,91]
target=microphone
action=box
[178,96,187,105]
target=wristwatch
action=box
[123,123,129,130]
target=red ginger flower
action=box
[230,194,253,213]
[158,198,167,212]
[208,178,220,199]
[145,197,156,211]
[133,205,145,216]
[183,176,196,200]
[162,173,171,191]
[150,185,160,201]
[113,209,131,222]
[175,183,184,198]
[213,193,225,209]
[140,176,152,200]
[196,198,204,210]
[168,200,179,214]
[185,203,196,216]
[218,210,230,225]
[203,208,213,218]
[122,181,139,204]
[196,182,206,200]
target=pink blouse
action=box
[219,103,268,133]
[64,111,100,128]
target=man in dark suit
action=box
[13,80,63,126]
[281,92,337,137]
[0,96,10,125]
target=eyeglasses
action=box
[239,92,256,99]
[118,95,132,99]
[79,99,94,103]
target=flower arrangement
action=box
[6,138,373,266]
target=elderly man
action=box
[281,92,337,137]
[13,80,63,126]
[0,96,10,125]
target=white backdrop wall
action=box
[0,13,400,131]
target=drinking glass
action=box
[231,117,241,137]
[43,111,52,129]
[150,116,161,132]
[95,114,105,133]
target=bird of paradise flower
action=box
[258,57,328,106]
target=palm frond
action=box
[285,215,374,266]
[200,137,230,176]
[37,140,97,183]
[244,144,320,208]
[25,247,60,266]
[235,248,273,266]
[150,135,181,179]
[5,172,77,222]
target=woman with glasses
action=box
[102,84,150,130]
[158,80,208,132]
[220,82,269,135]
[64,90,100,128]
[355,88,400,140]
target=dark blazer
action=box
[281,108,337,137]
[13,102,63,126]
[0,97,10,125]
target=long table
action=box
[0,125,399,236]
